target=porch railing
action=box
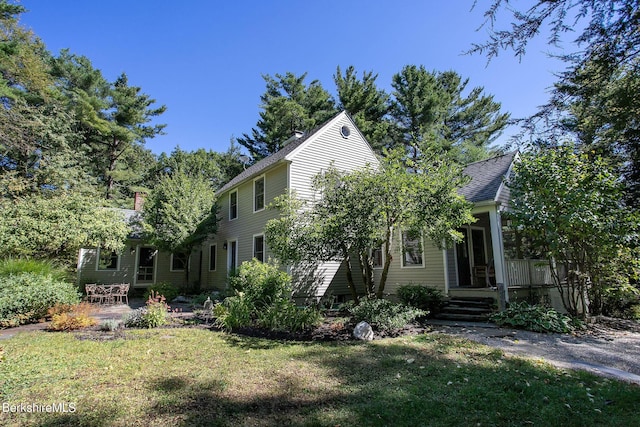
[505,259,565,286]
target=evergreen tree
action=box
[390,65,509,164]
[237,72,337,161]
[334,65,391,152]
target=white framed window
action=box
[209,244,217,272]
[253,234,265,262]
[170,252,188,272]
[229,190,238,220]
[97,248,119,271]
[254,175,265,212]
[401,231,424,268]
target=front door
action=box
[455,228,471,286]
[137,247,155,284]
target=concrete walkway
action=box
[427,319,640,385]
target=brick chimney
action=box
[134,192,145,211]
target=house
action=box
[77,110,560,308]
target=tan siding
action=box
[372,233,447,296]
[202,163,288,291]
[77,244,137,286]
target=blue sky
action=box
[19,0,569,155]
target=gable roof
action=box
[217,111,355,194]
[459,151,518,203]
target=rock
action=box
[353,321,374,341]
[203,297,214,312]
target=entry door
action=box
[137,247,155,283]
[455,228,471,286]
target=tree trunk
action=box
[344,254,359,304]
[376,230,393,298]
[105,138,119,200]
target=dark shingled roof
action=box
[217,123,326,195]
[459,151,517,203]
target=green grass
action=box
[1,329,639,426]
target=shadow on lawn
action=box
[25,333,640,427]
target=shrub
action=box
[100,319,122,331]
[143,282,180,302]
[215,259,322,332]
[600,283,640,320]
[48,302,97,331]
[397,284,445,316]
[348,297,427,332]
[123,292,172,328]
[0,258,69,282]
[0,273,80,328]
[490,301,582,333]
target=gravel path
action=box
[427,318,640,385]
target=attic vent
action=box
[340,125,351,138]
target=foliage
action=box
[507,145,639,317]
[48,302,97,331]
[142,291,171,328]
[0,258,69,282]
[266,147,474,300]
[142,169,218,287]
[0,273,80,328]
[214,259,322,332]
[334,65,391,152]
[490,302,582,333]
[348,297,427,332]
[143,282,180,303]
[389,65,509,164]
[123,291,171,328]
[237,72,337,161]
[600,283,640,320]
[99,318,122,331]
[472,0,640,206]
[0,190,129,264]
[397,284,446,316]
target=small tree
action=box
[507,145,639,318]
[142,170,218,289]
[265,148,474,301]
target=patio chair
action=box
[112,283,130,305]
[85,284,99,303]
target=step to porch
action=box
[435,297,496,322]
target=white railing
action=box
[506,259,561,286]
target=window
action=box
[372,246,384,269]
[253,235,265,262]
[254,176,265,211]
[401,231,423,267]
[97,249,119,271]
[228,239,238,274]
[209,244,217,271]
[171,252,188,272]
[229,190,238,220]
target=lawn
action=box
[1,328,639,426]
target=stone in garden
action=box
[203,297,214,312]
[353,321,374,340]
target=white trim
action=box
[229,189,238,220]
[252,233,265,262]
[253,174,266,212]
[209,244,217,272]
[96,247,120,271]
[495,151,519,203]
[400,230,425,269]
[442,245,450,295]
[136,246,157,284]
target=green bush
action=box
[600,283,640,320]
[215,259,322,332]
[0,273,80,328]
[143,282,180,302]
[0,258,69,282]
[490,301,582,333]
[348,297,427,332]
[397,284,445,316]
[123,292,171,328]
